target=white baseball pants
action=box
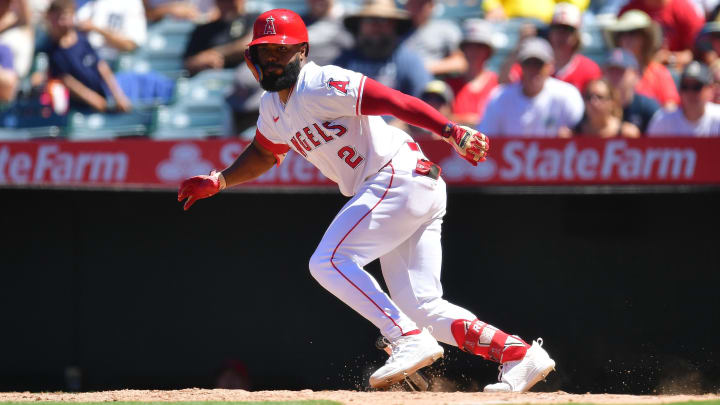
[308,144,477,345]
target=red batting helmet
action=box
[248,9,309,47]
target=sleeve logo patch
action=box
[327,78,350,94]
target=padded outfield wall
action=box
[1,188,719,393]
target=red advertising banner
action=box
[1,138,719,190]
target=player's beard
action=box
[260,56,302,92]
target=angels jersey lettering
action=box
[256,62,411,196]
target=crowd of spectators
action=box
[0,0,719,138]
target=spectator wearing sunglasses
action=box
[572,78,637,138]
[647,61,720,136]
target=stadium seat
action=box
[149,69,235,139]
[0,99,67,139]
[151,102,232,140]
[66,108,155,140]
[117,18,195,79]
[173,68,235,107]
[431,0,483,21]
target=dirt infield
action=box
[1,389,719,404]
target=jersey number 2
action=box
[337,146,364,169]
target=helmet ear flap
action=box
[245,47,262,82]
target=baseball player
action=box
[177,9,555,392]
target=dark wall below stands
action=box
[2,189,719,394]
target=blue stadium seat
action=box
[430,0,482,21]
[173,68,235,107]
[117,18,196,78]
[66,108,155,140]
[0,99,67,139]
[151,103,232,139]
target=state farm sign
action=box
[0,137,718,189]
[435,139,705,185]
[0,144,128,184]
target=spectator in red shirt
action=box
[499,2,602,92]
[619,0,705,69]
[605,9,681,108]
[445,19,498,127]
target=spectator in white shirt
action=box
[647,61,720,136]
[478,37,584,137]
[76,0,147,64]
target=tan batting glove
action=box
[441,123,490,166]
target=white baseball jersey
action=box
[255,62,413,196]
[254,61,492,347]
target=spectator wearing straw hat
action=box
[445,19,498,127]
[500,3,602,92]
[647,61,720,136]
[619,0,704,69]
[479,37,584,137]
[605,9,680,108]
[333,0,430,97]
[402,0,466,76]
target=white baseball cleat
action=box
[369,328,444,389]
[483,338,556,393]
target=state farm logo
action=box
[498,140,696,181]
[438,140,697,183]
[156,143,213,182]
[0,144,127,184]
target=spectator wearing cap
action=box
[500,3,602,92]
[182,0,258,76]
[479,37,584,137]
[333,0,430,97]
[445,19,498,127]
[483,0,589,23]
[406,79,454,139]
[618,0,704,69]
[401,0,467,76]
[648,61,720,136]
[603,48,660,134]
[302,0,353,66]
[605,9,680,108]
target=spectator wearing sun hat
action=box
[334,0,430,97]
[605,9,680,108]
[619,0,705,69]
[445,19,498,127]
[647,61,720,136]
[501,3,602,92]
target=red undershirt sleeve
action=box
[359,77,451,136]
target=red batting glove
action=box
[442,123,490,166]
[177,170,224,211]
